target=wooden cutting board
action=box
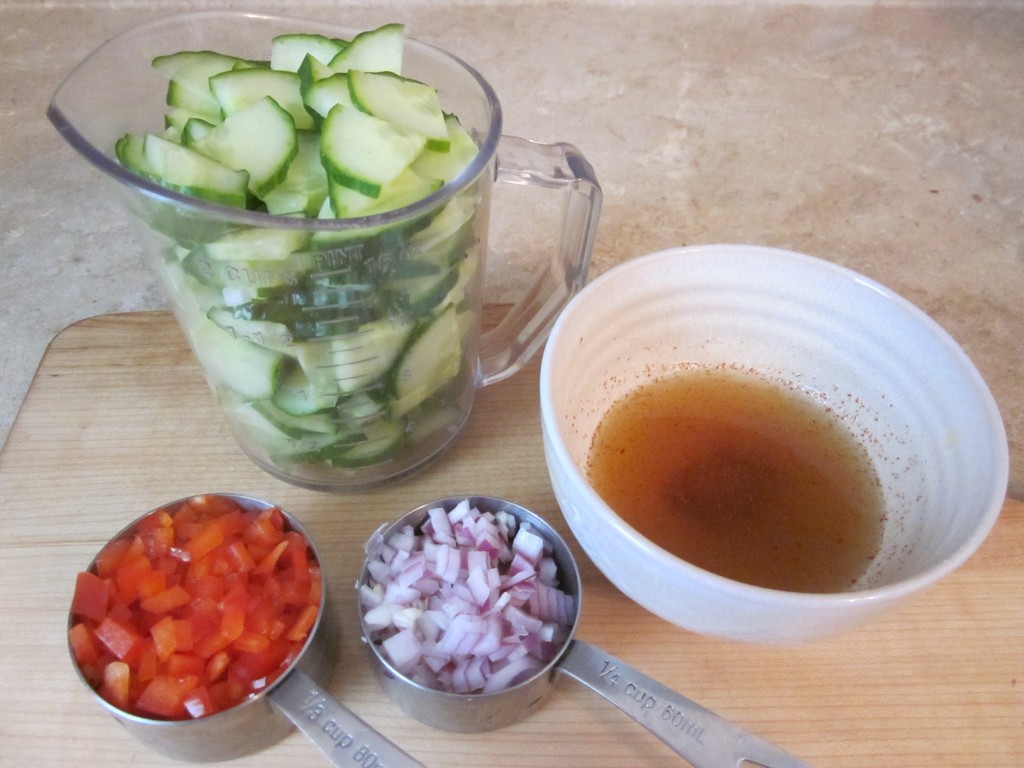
[0,311,1020,767]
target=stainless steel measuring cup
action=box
[357,496,815,768]
[68,493,424,766]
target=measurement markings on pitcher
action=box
[597,661,706,744]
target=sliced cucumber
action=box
[272,363,339,415]
[153,50,253,120]
[190,320,284,400]
[411,114,479,182]
[439,248,481,311]
[348,70,448,149]
[329,416,405,467]
[296,54,336,123]
[405,190,478,266]
[180,117,215,147]
[209,67,314,130]
[262,129,329,216]
[384,264,459,315]
[138,133,250,207]
[228,401,342,454]
[327,23,404,74]
[121,26,492,480]
[192,96,298,197]
[229,287,373,341]
[252,399,338,436]
[302,72,356,120]
[115,133,158,182]
[392,303,462,416]
[183,252,300,291]
[202,225,311,262]
[295,315,415,395]
[336,389,391,426]
[207,307,294,354]
[328,167,441,218]
[320,104,426,198]
[164,107,213,141]
[271,33,349,72]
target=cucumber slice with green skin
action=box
[328,167,442,218]
[270,33,349,72]
[320,104,426,198]
[392,303,462,417]
[180,117,215,147]
[190,319,284,400]
[272,363,339,415]
[336,389,391,425]
[233,304,364,342]
[252,399,338,436]
[348,70,449,150]
[228,401,344,454]
[295,315,415,395]
[302,72,356,121]
[405,190,478,266]
[296,54,338,128]
[192,96,298,197]
[183,227,312,289]
[327,23,404,74]
[328,417,406,468]
[134,133,251,207]
[209,67,314,130]
[230,282,377,340]
[115,133,159,183]
[298,53,336,89]
[207,307,295,355]
[201,226,311,262]
[384,264,459,315]
[183,250,309,291]
[411,114,479,182]
[262,129,329,216]
[153,50,254,120]
[164,107,213,136]
[439,249,481,312]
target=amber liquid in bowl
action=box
[586,369,885,593]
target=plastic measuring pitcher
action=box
[48,11,601,491]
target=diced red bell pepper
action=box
[183,686,215,719]
[173,619,194,653]
[231,631,271,655]
[252,540,289,577]
[136,674,199,719]
[137,640,158,683]
[203,650,230,684]
[68,622,100,667]
[70,497,320,720]
[139,584,191,614]
[284,604,318,643]
[94,615,142,661]
[71,571,111,624]
[150,615,178,661]
[166,652,205,677]
[101,661,131,712]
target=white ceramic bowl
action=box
[540,244,1008,644]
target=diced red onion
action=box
[362,501,575,694]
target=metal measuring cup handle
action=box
[270,670,425,768]
[558,641,814,768]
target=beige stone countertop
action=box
[2,0,1021,497]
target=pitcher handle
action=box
[478,135,602,386]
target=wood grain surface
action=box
[0,311,1020,767]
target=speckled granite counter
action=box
[2,1,1022,496]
